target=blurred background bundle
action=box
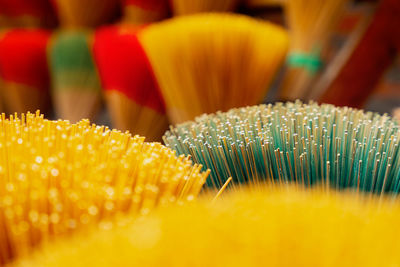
[0,0,398,141]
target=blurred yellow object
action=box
[13,186,400,266]
[0,112,208,265]
[139,13,289,123]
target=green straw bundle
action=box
[164,101,400,194]
[48,30,102,123]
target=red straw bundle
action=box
[93,25,168,141]
[0,29,51,114]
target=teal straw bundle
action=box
[164,101,400,194]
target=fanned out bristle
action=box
[48,30,102,123]
[12,186,400,267]
[139,13,289,124]
[164,101,400,194]
[93,25,169,141]
[0,29,51,114]
[0,112,208,265]
[285,0,349,52]
[170,0,239,15]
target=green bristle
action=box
[164,101,400,194]
[49,30,101,92]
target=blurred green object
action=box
[287,51,322,74]
[50,30,101,91]
[48,30,102,122]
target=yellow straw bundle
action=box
[139,13,289,123]
[286,0,348,53]
[0,111,208,265]
[13,186,400,267]
[280,0,349,100]
[170,0,240,15]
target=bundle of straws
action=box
[1,101,397,267]
[93,24,169,141]
[164,101,400,191]
[14,187,400,266]
[0,111,208,265]
[280,0,349,100]
[48,30,102,123]
[0,29,51,114]
[139,13,289,124]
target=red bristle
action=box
[123,0,168,11]
[93,25,166,114]
[0,29,50,92]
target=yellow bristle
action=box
[0,112,208,265]
[170,0,240,15]
[139,13,289,124]
[286,0,348,52]
[13,186,400,267]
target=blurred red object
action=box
[93,25,165,113]
[0,29,51,113]
[93,25,168,140]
